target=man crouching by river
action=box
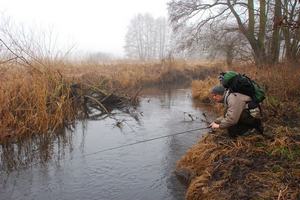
[209,85,263,138]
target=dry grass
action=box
[0,66,77,141]
[178,129,300,200]
[191,78,218,100]
[59,59,220,88]
[0,59,219,142]
[182,64,300,200]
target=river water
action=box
[0,87,211,200]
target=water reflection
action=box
[1,87,209,200]
[0,108,142,174]
[0,127,74,173]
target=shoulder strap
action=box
[224,90,231,105]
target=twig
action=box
[277,186,288,200]
[84,95,109,114]
[0,56,18,65]
[0,38,43,74]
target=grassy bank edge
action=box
[176,65,300,200]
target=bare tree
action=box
[280,0,300,63]
[124,13,171,60]
[208,26,252,65]
[156,17,172,59]
[168,0,300,65]
[0,14,75,67]
[167,18,252,64]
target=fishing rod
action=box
[84,126,211,156]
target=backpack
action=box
[219,71,265,108]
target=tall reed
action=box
[0,59,218,141]
[0,66,77,140]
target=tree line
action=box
[168,0,300,65]
[125,1,300,66]
[124,14,172,61]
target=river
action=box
[0,87,211,200]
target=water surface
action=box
[0,87,210,200]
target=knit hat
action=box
[210,85,225,95]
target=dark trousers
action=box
[227,110,263,138]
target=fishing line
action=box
[83,126,211,156]
[2,119,211,172]
[82,109,212,156]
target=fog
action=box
[0,0,169,57]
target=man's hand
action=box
[209,122,220,129]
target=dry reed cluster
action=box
[181,65,300,199]
[0,66,77,141]
[0,60,219,142]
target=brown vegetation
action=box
[191,78,218,101]
[0,60,219,142]
[0,67,76,141]
[60,60,220,88]
[178,65,300,199]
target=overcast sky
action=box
[0,0,169,57]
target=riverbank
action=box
[0,60,220,142]
[177,65,300,199]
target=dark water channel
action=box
[0,87,211,200]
